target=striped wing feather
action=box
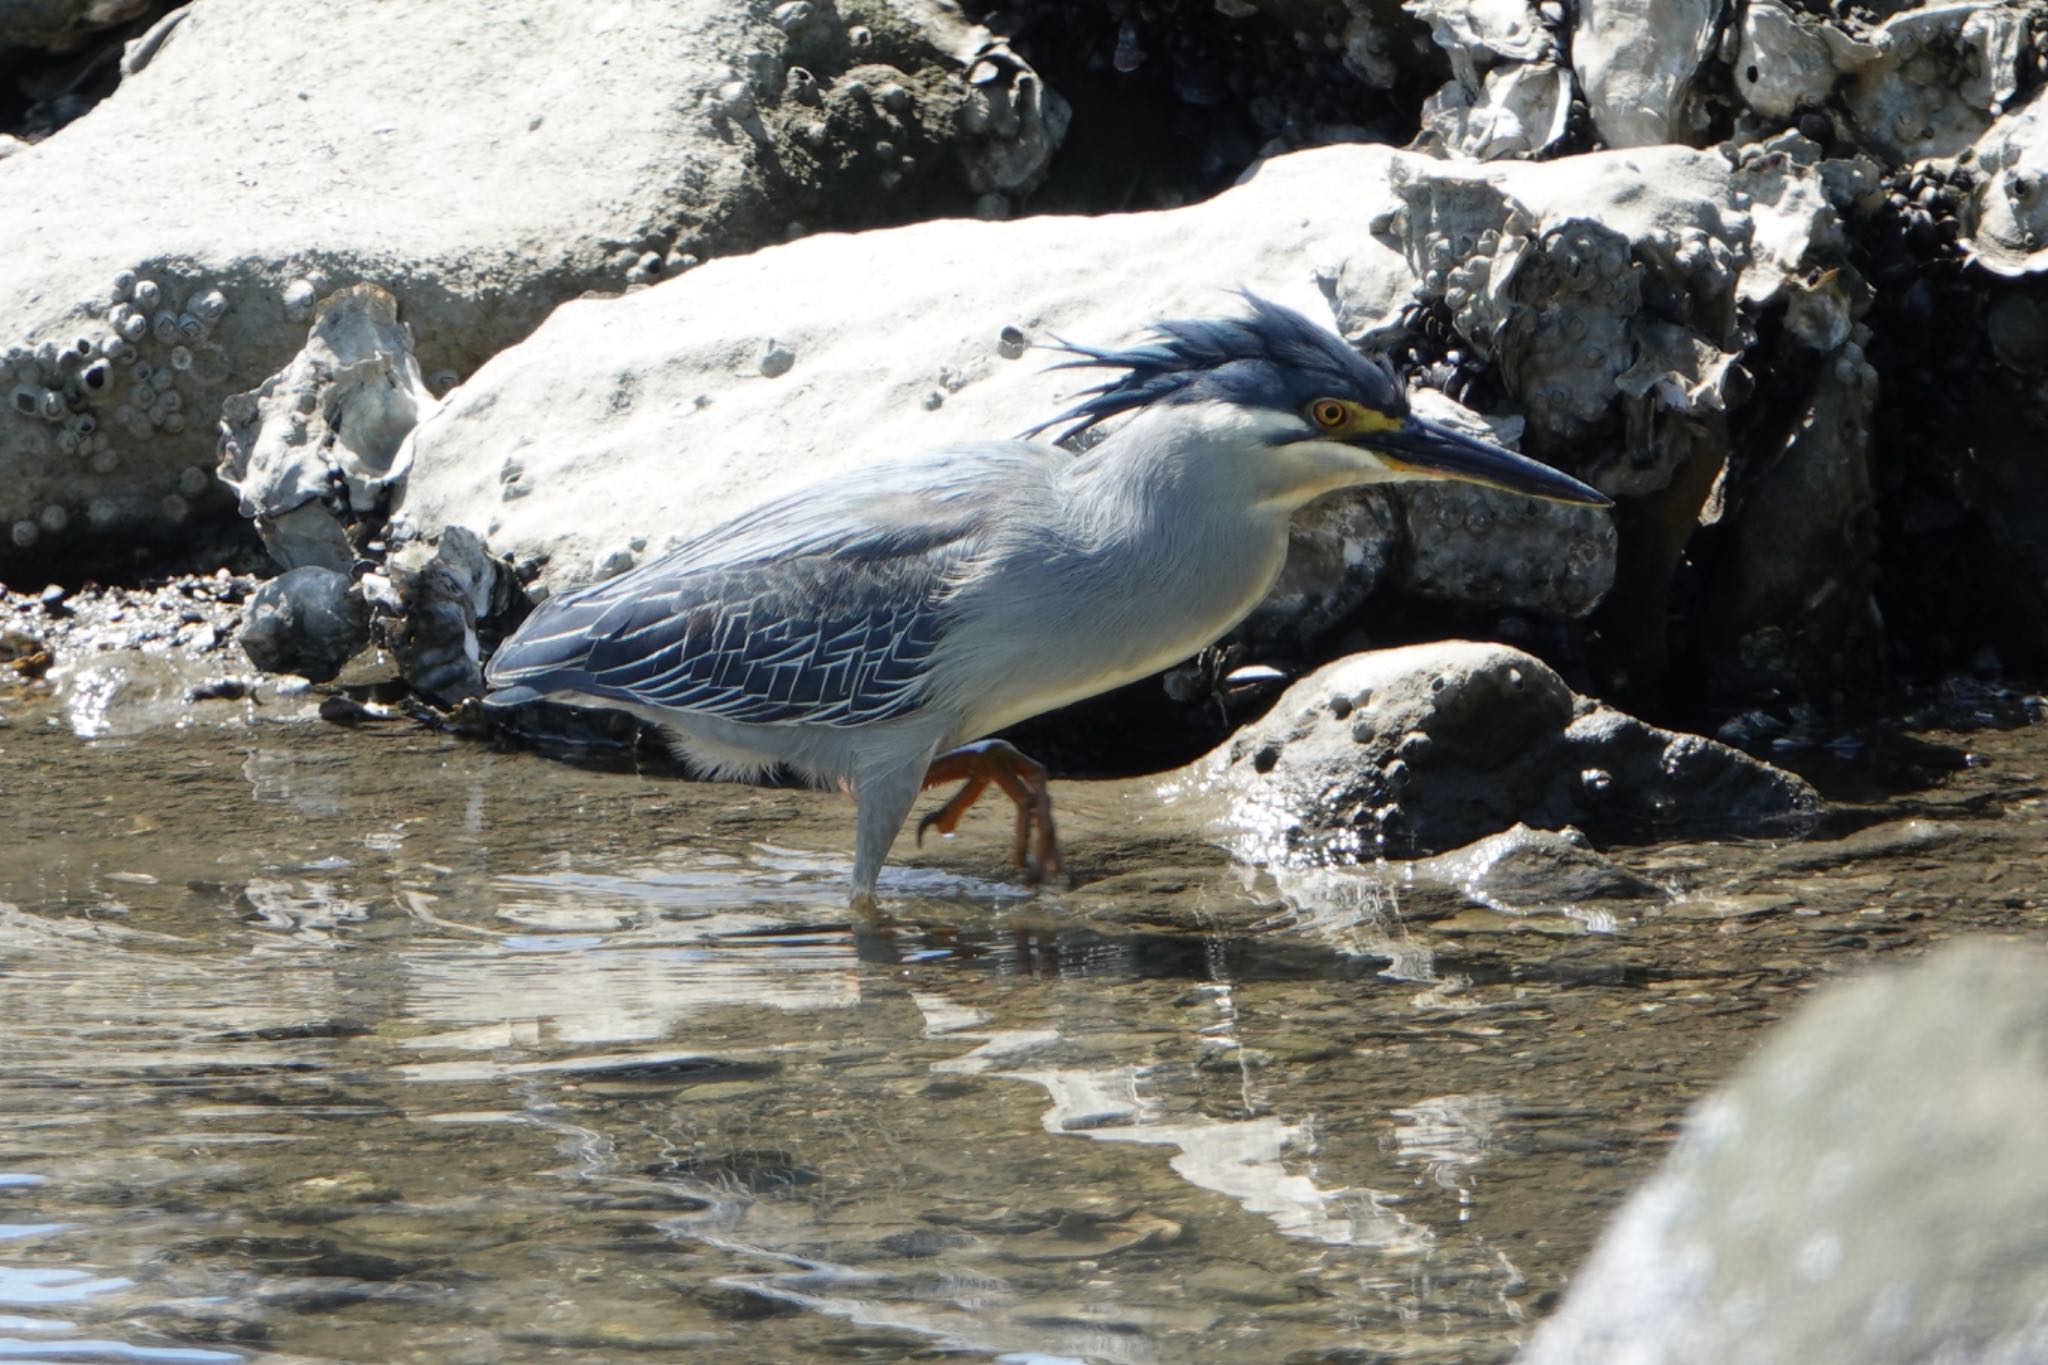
[486,445,1051,728]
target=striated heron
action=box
[484,295,1609,908]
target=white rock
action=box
[1736,0,1833,124]
[1572,0,1718,147]
[0,0,1062,570]
[1521,939,2048,1365]
[217,284,438,572]
[1966,91,2048,277]
[1420,60,1573,160]
[399,143,1418,621]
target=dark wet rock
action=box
[0,0,1064,580]
[965,0,1423,211]
[1705,323,1880,696]
[364,525,517,705]
[238,565,368,683]
[1521,938,2048,1365]
[0,0,155,53]
[1203,641,1819,862]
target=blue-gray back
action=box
[485,443,1065,728]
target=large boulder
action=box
[1521,938,2048,1365]
[1199,640,1819,861]
[397,136,1876,690]
[392,140,1495,653]
[0,0,1064,579]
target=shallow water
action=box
[1,698,2045,1363]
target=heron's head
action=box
[1027,293,1610,511]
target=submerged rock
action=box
[1521,938,2048,1365]
[1202,640,1818,862]
[1410,823,1667,912]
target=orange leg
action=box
[916,739,1064,885]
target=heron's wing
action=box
[486,443,1059,728]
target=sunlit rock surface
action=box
[394,142,1436,653]
[1571,0,1718,148]
[0,0,1062,578]
[1201,640,1818,861]
[399,136,1869,665]
[216,284,437,574]
[1521,938,2048,1365]
[1406,0,1571,159]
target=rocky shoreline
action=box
[7,6,2048,1355]
[4,0,2047,857]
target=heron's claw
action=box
[918,739,1065,886]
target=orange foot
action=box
[916,739,1064,886]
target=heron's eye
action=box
[1310,400,1348,430]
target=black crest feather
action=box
[1021,291,1403,443]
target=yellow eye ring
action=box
[1310,399,1348,430]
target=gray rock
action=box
[238,565,368,682]
[0,0,1063,577]
[1520,938,2048,1365]
[1965,90,2048,278]
[1377,149,1752,497]
[1570,0,1717,148]
[1733,0,2026,161]
[216,283,437,572]
[1203,640,1818,862]
[1406,0,1570,159]
[367,524,515,704]
[1396,390,1614,619]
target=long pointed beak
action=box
[1367,415,1611,506]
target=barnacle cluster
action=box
[4,270,232,550]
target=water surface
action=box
[1,700,2043,1362]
